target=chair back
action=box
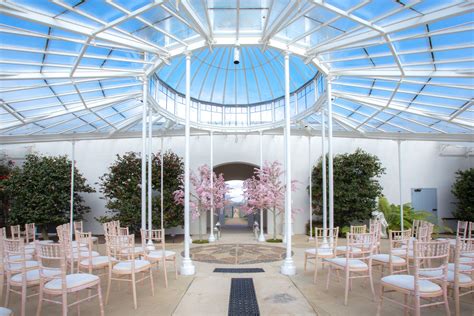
[106,233,136,261]
[370,220,381,244]
[35,242,68,289]
[3,238,30,275]
[76,231,94,266]
[412,240,449,292]
[10,225,22,240]
[25,223,36,244]
[456,221,469,239]
[314,227,339,255]
[350,225,367,234]
[74,221,84,240]
[467,222,474,239]
[412,220,422,239]
[453,237,474,280]
[345,232,375,260]
[417,225,430,242]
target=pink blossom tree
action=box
[174,165,228,241]
[243,161,298,240]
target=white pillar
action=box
[147,86,153,231]
[281,51,296,275]
[321,107,327,233]
[208,131,216,242]
[69,140,75,242]
[327,79,334,232]
[181,52,195,275]
[160,137,164,231]
[308,135,313,240]
[258,131,265,242]
[141,77,148,230]
[398,140,404,231]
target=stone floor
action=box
[3,228,474,315]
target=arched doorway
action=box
[209,162,267,233]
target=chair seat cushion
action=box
[324,258,368,269]
[147,250,176,259]
[4,254,33,262]
[448,263,471,272]
[391,248,413,257]
[113,259,150,272]
[7,260,39,271]
[461,252,474,258]
[67,251,99,259]
[79,256,115,267]
[419,270,472,284]
[305,248,333,256]
[120,247,143,255]
[0,307,13,316]
[11,268,61,284]
[336,246,361,253]
[45,273,99,290]
[381,275,441,293]
[459,257,474,264]
[371,254,406,264]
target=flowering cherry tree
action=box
[174,165,228,241]
[243,161,298,240]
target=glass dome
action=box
[156,46,318,105]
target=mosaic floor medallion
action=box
[182,244,290,264]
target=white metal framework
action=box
[0,0,472,143]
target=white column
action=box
[258,131,265,242]
[160,137,164,231]
[398,140,404,231]
[181,52,195,275]
[69,140,75,242]
[281,51,296,275]
[327,78,334,232]
[308,135,313,240]
[147,85,153,231]
[321,107,327,232]
[141,77,148,230]
[208,131,216,242]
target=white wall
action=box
[2,136,472,234]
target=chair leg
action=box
[326,265,331,290]
[414,294,421,316]
[454,286,460,316]
[313,258,318,284]
[21,282,27,316]
[443,285,451,316]
[0,274,3,301]
[62,292,68,316]
[131,273,137,310]
[368,269,375,301]
[304,254,307,272]
[36,282,44,316]
[97,283,105,316]
[344,270,350,306]
[162,259,168,288]
[105,270,112,305]
[150,268,155,297]
[4,280,10,306]
[174,257,177,280]
[76,291,80,316]
[376,285,383,316]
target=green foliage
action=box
[377,196,451,234]
[4,154,94,236]
[266,238,283,243]
[98,151,184,232]
[0,159,15,226]
[311,149,385,228]
[451,168,474,222]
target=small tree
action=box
[243,161,298,240]
[311,149,385,229]
[451,168,474,222]
[4,154,94,239]
[99,151,184,233]
[0,159,15,227]
[174,165,228,241]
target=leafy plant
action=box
[378,196,451,234]
[0,159,15,227]
[451,168,474,222]
[311,149,385,229]
[4,154,94,239]
[99,151,184,233]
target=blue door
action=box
[411,188,438,224]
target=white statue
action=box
[372,210,388,238]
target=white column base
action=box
[180,257,195,276]
[308,236,314,241]
[280,258,296,275]
[208,234,216,242]
[146,240,155,251]
[258,233,266,242]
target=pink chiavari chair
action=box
[372,229,411,276]
[304,227,339,283]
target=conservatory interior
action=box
[0,0,473,315]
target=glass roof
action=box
[0,0,472,142]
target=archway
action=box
[209,162,267,233]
